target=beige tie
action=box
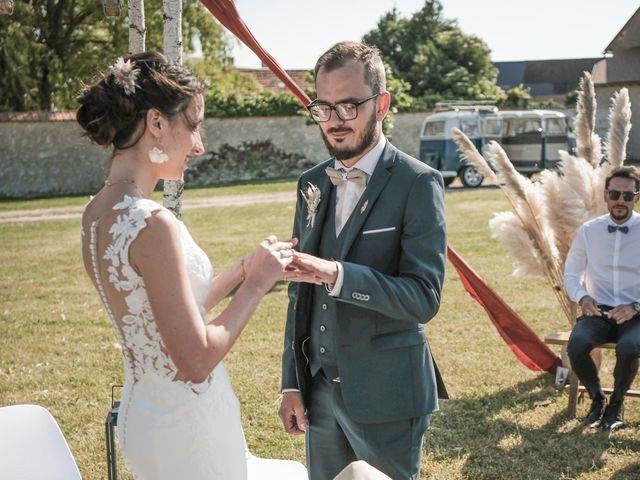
[326,167,368,234]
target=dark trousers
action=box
[306,371,428,480]
[567,314,640,404]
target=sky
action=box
[230,0,639,69]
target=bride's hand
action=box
[243,235,297,291]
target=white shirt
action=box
[564,212,640,306]
[329,136,386,296]
[333,136,386,235]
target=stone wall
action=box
[3,103,636,199]
[0,112,427,198]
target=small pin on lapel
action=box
[360,199,369,214]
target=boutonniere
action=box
[360,199,369,214]
[301,182,321,228]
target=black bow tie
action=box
[608,225,629,234]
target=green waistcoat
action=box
[309,188,356,380]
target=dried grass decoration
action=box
[452,72,632,326]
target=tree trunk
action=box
[162,0,184,218]
[39,57,52,111]
[128,0,145,54]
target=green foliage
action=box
[385,64,413,112]
[382,64,414,135]
[363,0,504,108]
[0,0,233,112]
[499,84,531,109]
[565,89,579,108]
[204,90,306,118]
[0,0,129,111]
[529,98,564,109]
[497,85,563,110]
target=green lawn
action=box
[1,184,638,479]
[0,179,298,211]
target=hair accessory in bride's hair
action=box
[110,57,140,95]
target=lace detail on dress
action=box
[88,195,214,390]
[105,195,179,381]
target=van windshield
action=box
[423,121,446,137]
[460,119,479,137]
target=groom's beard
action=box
[320,112,378,161]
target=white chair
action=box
[0,404,82,480]
[333,460,392,480]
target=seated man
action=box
[564,166,640,430]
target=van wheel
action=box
[460,166,484,188]
[443,177,455,187]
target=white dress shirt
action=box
[328,136,386,296]
[564,211,640,306]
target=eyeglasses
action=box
[307,93,380,122]
[606,189,639,201]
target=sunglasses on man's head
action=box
[606,189,639,201]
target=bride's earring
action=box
[148,145,169,164]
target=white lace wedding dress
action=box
[81,195,306,480]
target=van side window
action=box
[482,118,501,136]
[503,118,542,137]
[546,118,567,135]
[423,121,446,137]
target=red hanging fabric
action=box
[199,0,311,108]
[198,0,561,375]
[447,245,561,373]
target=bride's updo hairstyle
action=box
[77,51,206,150]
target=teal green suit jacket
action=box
[282,142,447,424]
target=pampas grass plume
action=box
[486,141,529,202]
[452,128,497,182]
[606,88,632,168]
[574,72,602,167]
[489,212,545,277]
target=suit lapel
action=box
[338,144,396,260]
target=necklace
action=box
[104,179,145,197]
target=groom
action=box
[279,41,447,480]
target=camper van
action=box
[418,103,575,187]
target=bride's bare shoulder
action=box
[129,207,181,258]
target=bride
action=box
[77,51,308,479]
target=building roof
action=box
[495,58,600,97]
[606,7,640,53]
[237,68,313,95]
[592,47,640,85]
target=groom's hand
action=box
[290,252,338,285]
[279,391,308,435]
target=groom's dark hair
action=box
[605,166,640,191]
[314,41,386,94]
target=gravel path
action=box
[0,191,297,224]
